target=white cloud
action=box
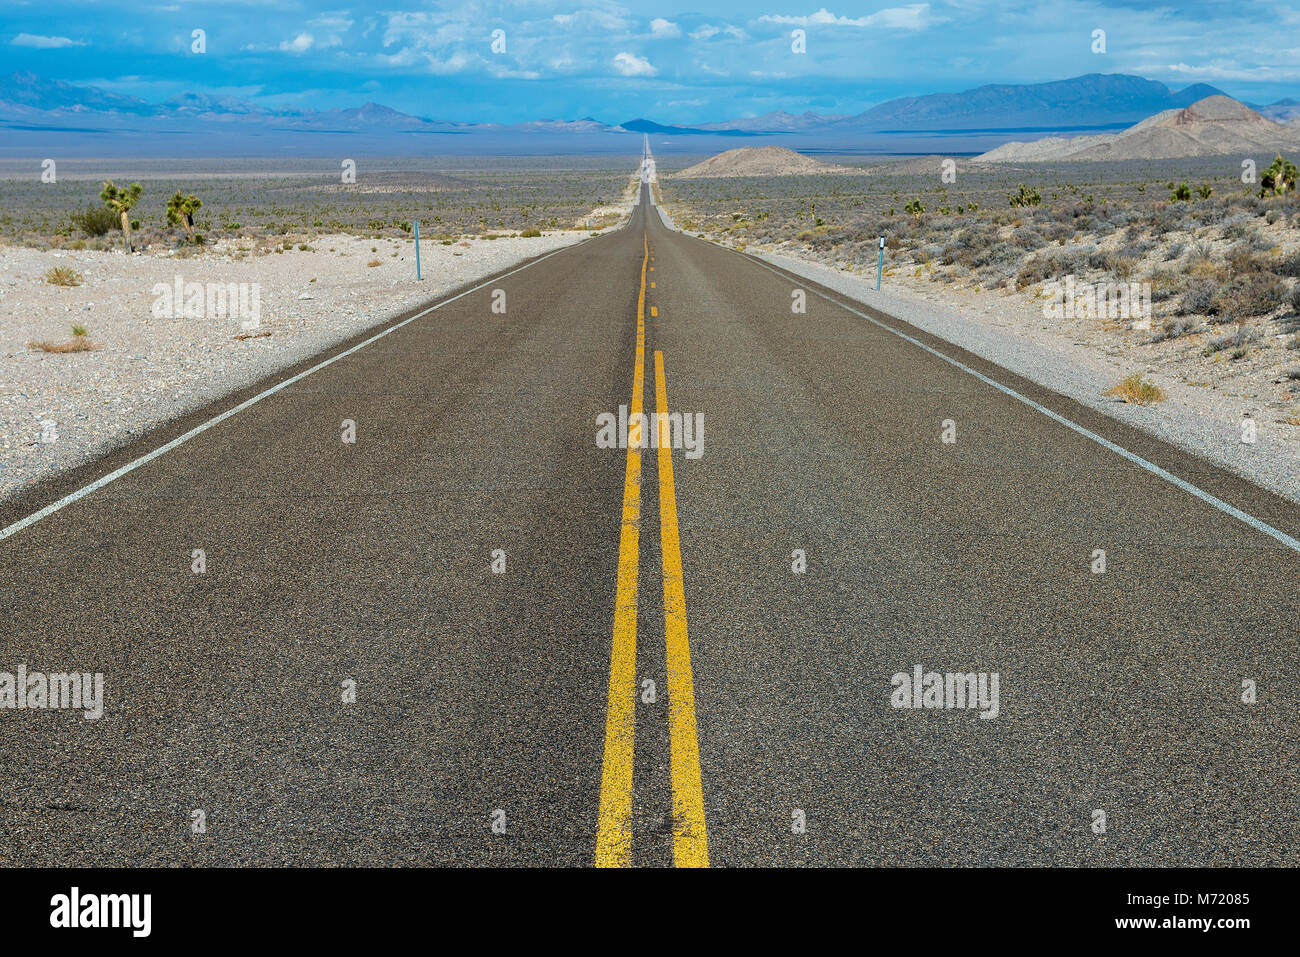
[1159,61,1295,82]
[280,33,314,54]
[865,4,937,29]
[311,14,353,31]
[383,49,472,73]
[309,13,353,49]
[553,10,630,32]
[613,51,656,76]
[12,33,85,49]
[381,13,464,50]
[758,5,938,30]
[371,5,661,81]
[690,24,747,41]
[376,47,422,67]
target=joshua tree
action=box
[166,192,203,244]
[1170,182,1192,202]
[1260,154,1297,197]
[1008,184,1042,208]
[101,180,144,251]
[904,198,925,218]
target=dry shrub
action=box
[44,267,82,286]
[1106,374,1165,405]
[30,338,98,353]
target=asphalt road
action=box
[2,183,1298,867]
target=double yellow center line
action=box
[595,233,709,868]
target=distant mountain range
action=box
[1,70,1297,157]
[0,71,639,155]
[0,70,582,133]
[635,74,1300,135]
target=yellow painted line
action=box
[651,306,658,317]
[595,233,648,867]
[654,350,710,868]
[650,281,656,288]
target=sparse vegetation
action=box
[1211,273,1287,319]
[100,180,144,252]
[1106,374,1165,405]
[1149,319,1202,342]
[1277,252,1300,279]
[1008,184,1042,207]
[0,159,632,249]
[30,324,98,354]
[1203,327,1260,356]
[70,204,119,237]
[44,266,82,286]
[1260,154,1297,198]
[165,191,204,244]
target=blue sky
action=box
[6,1,1300,123]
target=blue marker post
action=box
[876,235,885,290]
[414,220,422,281]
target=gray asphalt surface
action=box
[1,184,1297,866]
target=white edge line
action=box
[739,252,1300,555]
[0,240,593,543]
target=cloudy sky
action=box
[6,1,1300,122]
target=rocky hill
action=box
[977,96,1300,162]
[671,146,861,178]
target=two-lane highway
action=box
[1,183,1297,866]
